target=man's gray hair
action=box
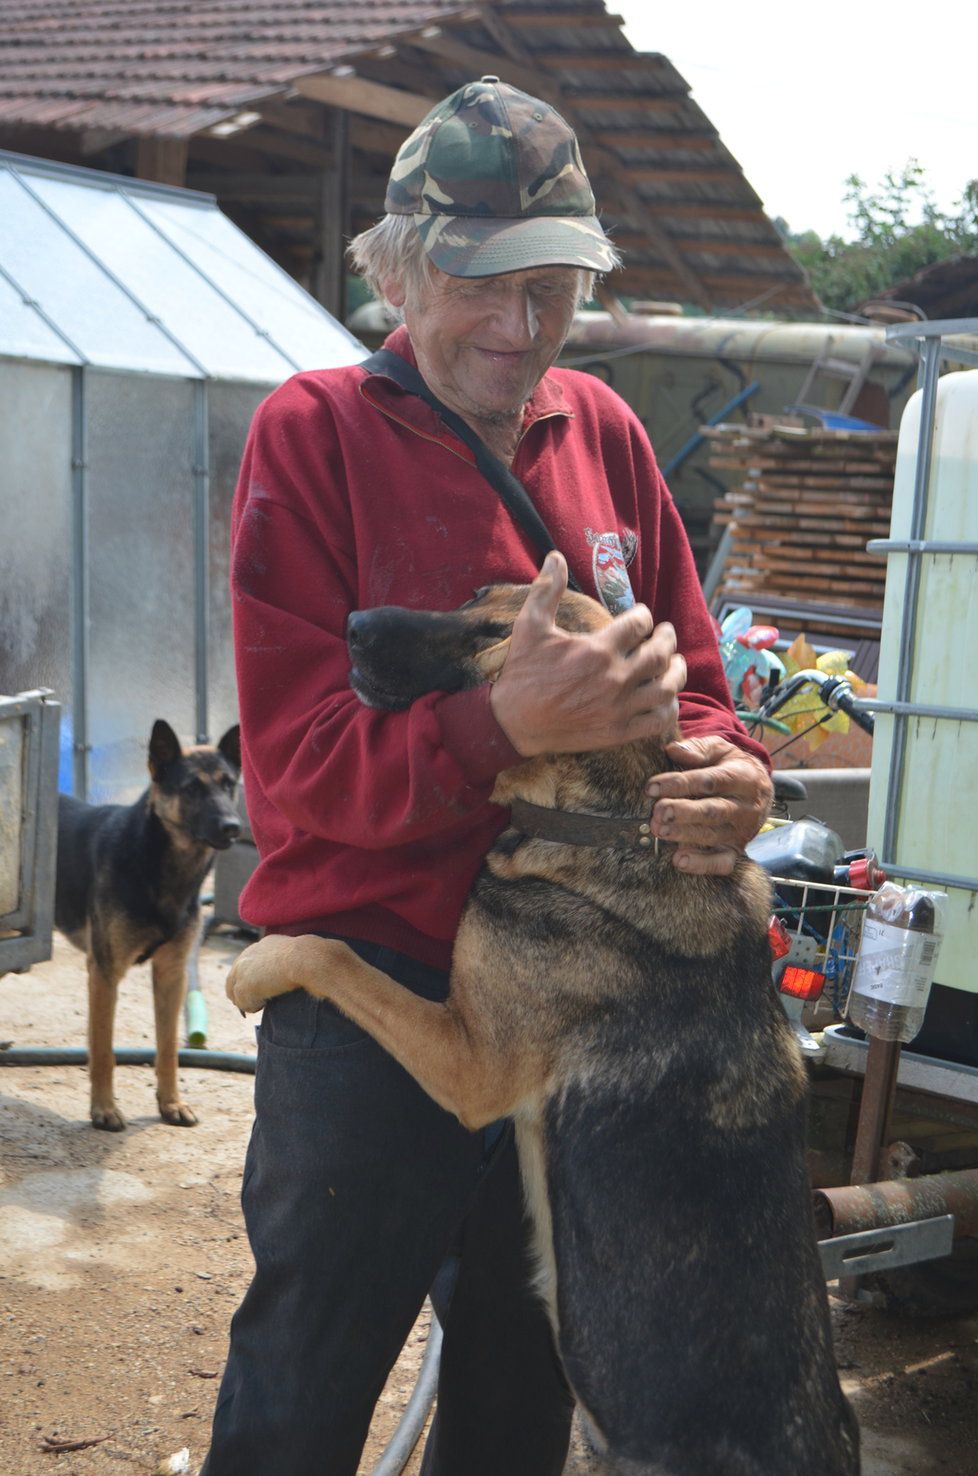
[347,214,600,315]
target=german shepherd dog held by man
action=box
[227,558,859,1476]
[55,719,241,1131]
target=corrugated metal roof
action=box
[0,147,367,378]
[0,0,818,314]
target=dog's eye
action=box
[459,586,491,610]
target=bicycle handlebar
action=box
[758,670,875,735]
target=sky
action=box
[615,2,977,240]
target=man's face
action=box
[389,263,581,423]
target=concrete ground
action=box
[1,928,976,1474]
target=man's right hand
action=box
[489,552,687,758]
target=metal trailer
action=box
[0,689,60,977]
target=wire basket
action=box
[770,876,873,1017]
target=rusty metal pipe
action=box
[814,1168,978,1241]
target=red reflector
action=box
[780,966,825,1001]
[848,855,886,891]
[768,916,792,961]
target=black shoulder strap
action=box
[361,347,582,593]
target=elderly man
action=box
[201,78,771,1476]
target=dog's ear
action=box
[217,724,241,775]
[148,720,182,779]
[473,637,511,683]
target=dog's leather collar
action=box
[508,797,663,854]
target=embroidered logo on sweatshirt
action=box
[585,529,637,614]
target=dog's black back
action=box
[544,933,858,1475]
[55,720,241,975]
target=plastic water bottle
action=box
[847,882,945,1044]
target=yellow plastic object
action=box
[777,636,868,752]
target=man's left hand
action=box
[645,736,772,876]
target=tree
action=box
[781,163,978,314]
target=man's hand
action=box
[645,736,772,876]
[490,553,687,757]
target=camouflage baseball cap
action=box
[385,76,618,277]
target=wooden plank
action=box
[733,518,890,536]
[722,572,884,599]
[594,133,723,152]
[293,74,434,129]
[540,52,671,71]
[748,474,894,491]
[740,495,890,515]
[726,457,895,474]
[597,131,722,153]
[729,532,887,556]
[733,548,886,575]
[704,425,898,446]
[350,117,410,158]
[647,202,766,221]
[505,10,627,26]
[624,166,745,185]
[670,238,791,257]
[405,30,558,102]
[570,92,690,111]
[135,136,187,187]
[726,548,884,577]
[233,126,334,169]
[188,173,319,203]
[313,108,350,320]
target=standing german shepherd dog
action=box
[56,720,241,1132]
[227,576,859,1475]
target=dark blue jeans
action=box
[200,941,573,1476]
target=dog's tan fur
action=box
[227,585,858,1474]
[55,721,240,1131]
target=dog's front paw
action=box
[159,1098,198,1127]
[226,934,313,1014]
[92,1100,127,1132]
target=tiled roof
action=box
[0,2,473,133]
[0,1,818,314]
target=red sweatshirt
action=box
[231,326,768,969]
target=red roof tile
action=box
[0,0,471,133]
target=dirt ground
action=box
[2,928,977,1475]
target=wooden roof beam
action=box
[505,10,627,26]
[651,202,770,221]
[256,101,328,141]
[231,126,334,169]
[612,232,786,256]
[540,52,671,70]
[671,238,791,257]
[625,166,750,186]
[190,173,320,203]
[595,130,720,152]
[293,72,434,129]
[570,93,690,110]
[699,270,807,290]
[403,30,560,102]
[350,117,412,158]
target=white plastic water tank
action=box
[867,369,978,995]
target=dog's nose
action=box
[347,611,368,650]
[220,817,241,842]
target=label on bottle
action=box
[850,919,941,1007]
